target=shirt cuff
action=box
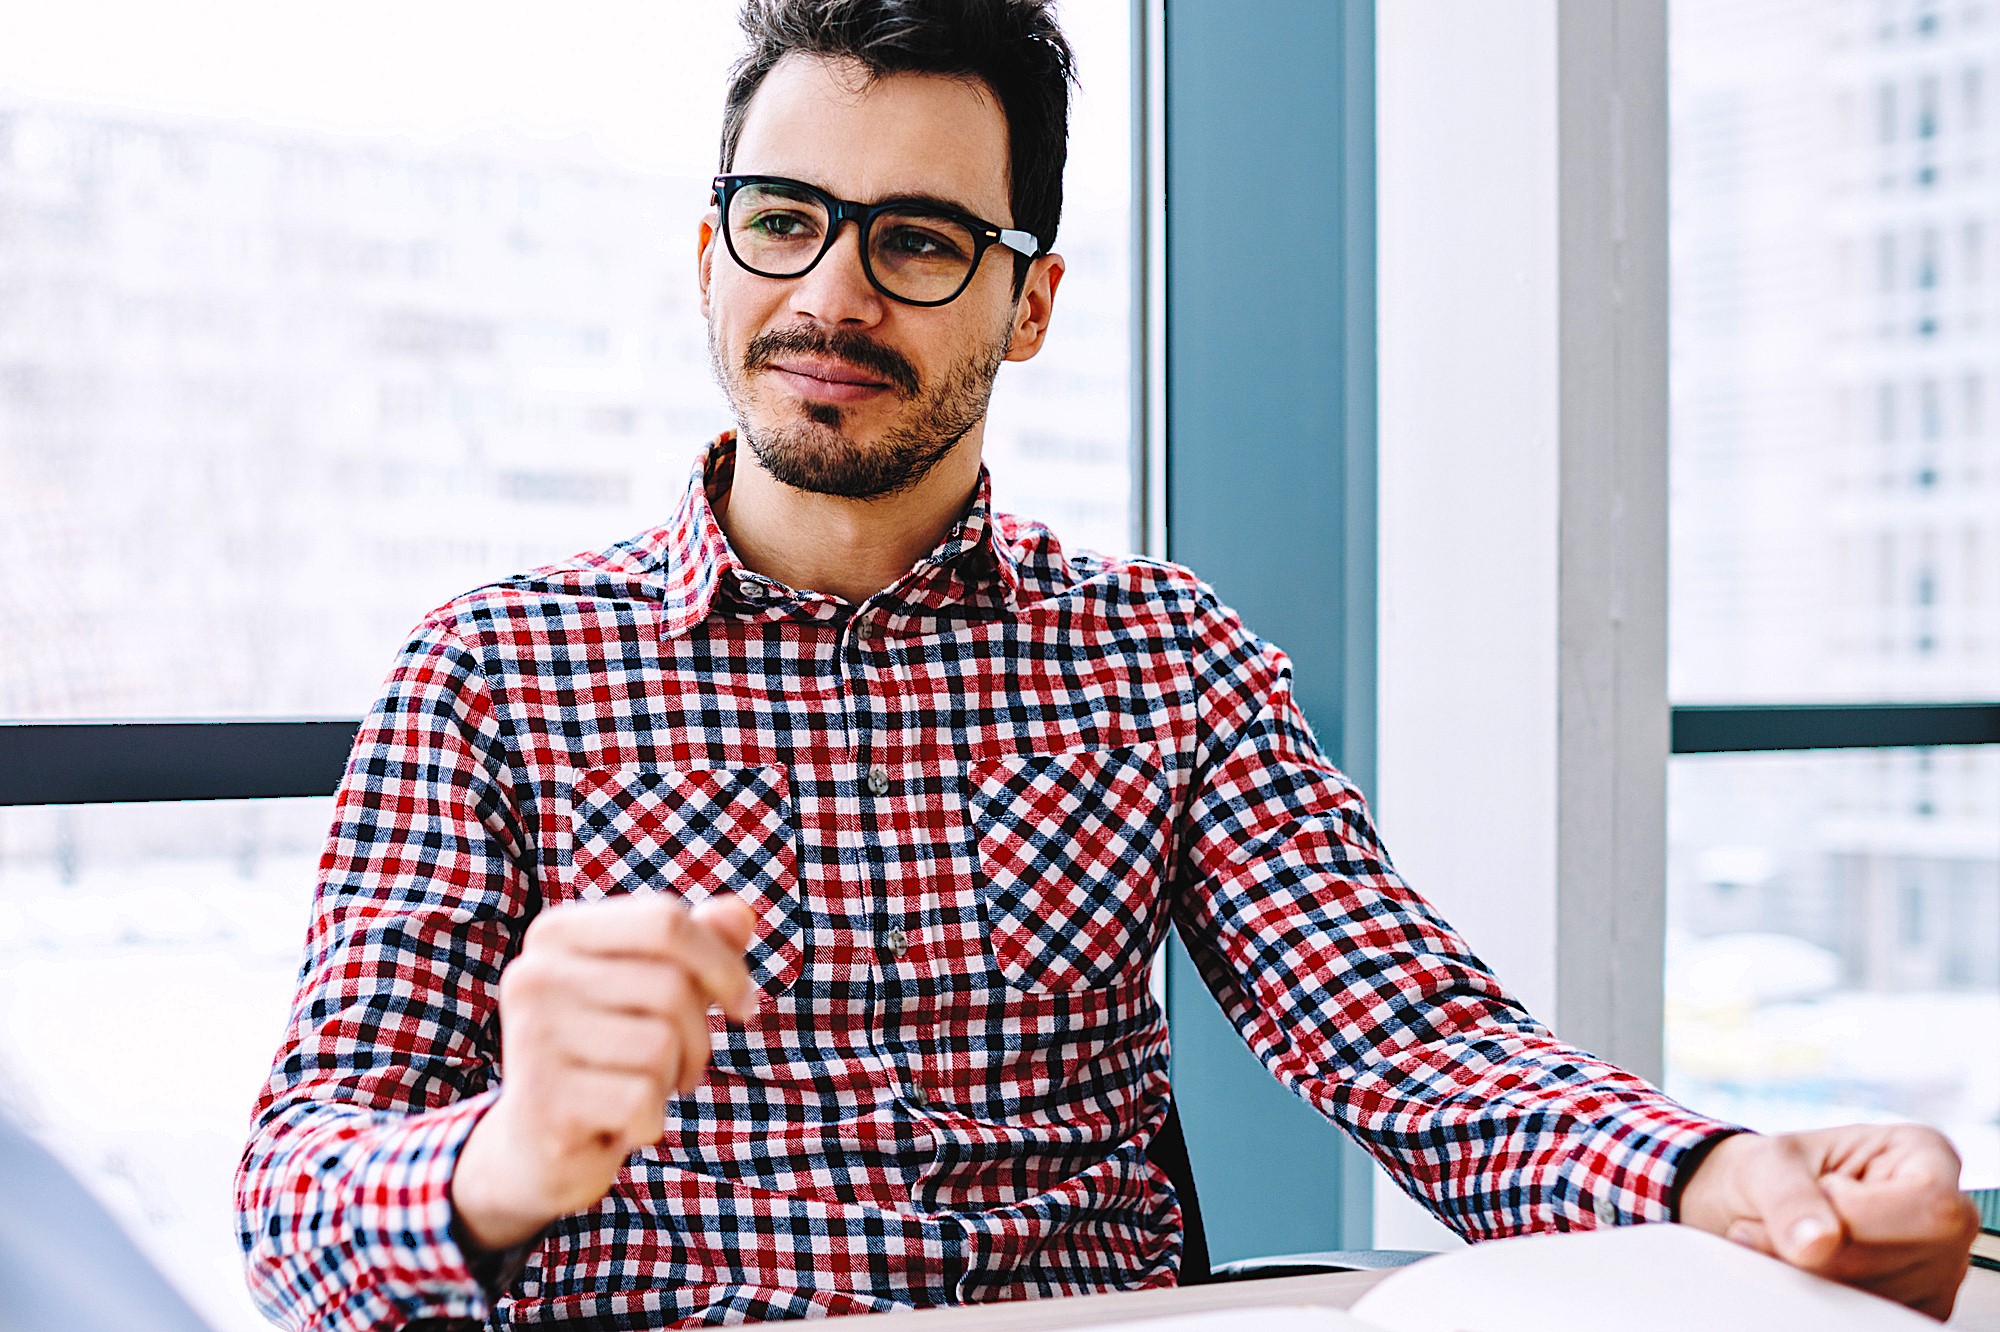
[1557,1100,1746,1229]
[449,1202,540,1307]
[1665,1127,1752,1223]
[344,1088,508,1325]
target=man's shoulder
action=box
[411,522,681,646]
[994,511,1215,615]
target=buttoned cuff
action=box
[1558,1101,1746,1229]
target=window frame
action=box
[7,704,1995,808]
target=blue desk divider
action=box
[1161,0,1379,1263]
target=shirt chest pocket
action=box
[967,745,1172,994]
[568,764,804,996]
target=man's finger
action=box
[664,897,760,1020]
[528,954,700,1020]
[528,892,689,954]
[668,983,716,1092]
[691,895,758,950]
[554,1008,684,1077]
[531,893,759,1018]
[1738,1139,1845,1270]
[1823,1173,1981,1248]
[1724,1218,1774,1256]
[1828,1243,1970,1323]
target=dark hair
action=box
[720,0,1076,267]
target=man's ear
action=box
[1004,252,1065,363]
[698,214,719,319]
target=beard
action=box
[710,319,1010,501]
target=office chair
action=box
[1153,1099,1436,1284]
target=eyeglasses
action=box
[711,174,1043,308]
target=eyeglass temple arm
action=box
[997,228,1042,259]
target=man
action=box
[236,2,1981,1328]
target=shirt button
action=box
[866,764,890,796]
[1593,1196,1618,1225]
[886,927,909,959]
[906,1086,927,1109]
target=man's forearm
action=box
[238,1094,503,1332]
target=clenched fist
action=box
[450,892,758,1253]
[1679,1123,1981,1320]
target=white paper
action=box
[1074,1306,1387,1332]
[1349,1223,1936,1332]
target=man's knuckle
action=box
[1940,1193,1981,1239]
[632,1023,673,1068]
[556,1101,602,1143]
[617,1081,658,1128]
[501,957,548,1005]
[662,969,697,1010]
[527,901,582,941]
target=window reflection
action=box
[1670,0,2000,704]
[0,3,1133,720]
[1665,748,2000,1188]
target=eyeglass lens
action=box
[726,181,981,304]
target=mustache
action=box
[743,325,922,398]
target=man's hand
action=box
[1678,1124,1980,1320]
[450,893,759,1253]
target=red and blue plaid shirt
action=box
[238,434,1731,1330]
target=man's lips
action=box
[765,357,895,403]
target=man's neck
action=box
[715,434,986,607]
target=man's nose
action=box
[786,222,886,326]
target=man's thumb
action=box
[691,894,759,950]
[1747,1143,1845,1270]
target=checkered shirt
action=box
[237,434,1733,1331]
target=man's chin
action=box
[743,428,889,500]
[740,421,954,502]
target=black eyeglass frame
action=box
[711,173,1044,308]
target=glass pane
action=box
[1669,0,2000,704]
[982,8,1133,558]
[0,2,1132,720]
[0,797,331,1332]
[1665,747,2000,1188]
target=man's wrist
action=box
[1669,1128,1752,1227]
[451,1100,559,1254]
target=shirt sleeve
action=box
[234,614,537,1331]
[1170,586,1739,1240]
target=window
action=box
[1669,0,1999,1187]
[0,5,1137,1326]
[1665,748,2000,1183]
[0,798,330,1332]
[0,4,1135,722]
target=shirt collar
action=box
[656,432,1023,638]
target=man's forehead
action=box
[730,53,1014,220]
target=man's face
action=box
[700,54,1058,501]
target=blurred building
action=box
[1667,0,2000,1161]
[0,96,1130,722]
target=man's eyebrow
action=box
[875,189,993,220]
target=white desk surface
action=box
[845,1264,2000,1331]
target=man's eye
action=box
[748,210,818,240]
[879,224,968,262]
